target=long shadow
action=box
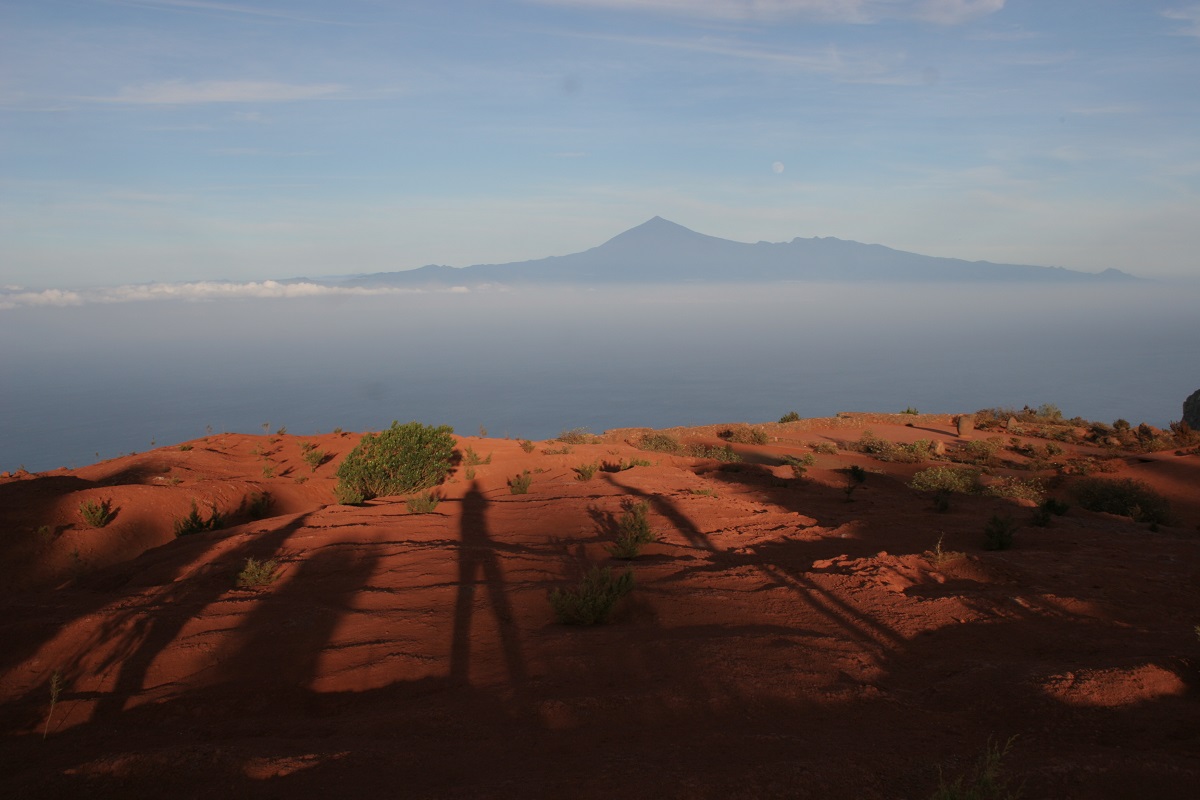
[83,512,314,720]
[449,480,527,690]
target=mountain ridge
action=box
[330,217,1141,287]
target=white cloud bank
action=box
[528,0,1004,24]
[0,280,472,310]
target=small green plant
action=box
[688,487,716,497]
[300,441,317,452]
[335,421,456,502]
[985,477,1044,503]
[574,462,599,481]
[902,406,920,415]
[718,426,769,445]
[237,557,280,589]
[261,464,275,478]
[911,466,980,494]
[509,470,533,494]
[334,482,365,505]
[542,444,574,455]
[637,432,683,454]
[78,498,115,528]
[687,443,742,462]
[43,671,64,739]
[930,736,1021,800]
[550,566,634,625]
[519,439,537,453]
[275,425,287,436]
[173,501,226,536]
[406,491,441,514]
[606,500,655,559]
[244,492,273,519]
[1071,477,1171,525]
[303,448,326,472]
[848,464,868,484]
[478,424,488,437]
[983,514,1017,551]
[294,475,308,485]
[557,427,593,444]
[811,441,839,455]
[779,411,801,423]
[463,446,492,466]
[178,443,193,452]
[465,466,476,480]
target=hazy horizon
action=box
[3,283,1196,473]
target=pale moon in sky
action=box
[772,161,785,174]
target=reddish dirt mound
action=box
[2,416,1198,798]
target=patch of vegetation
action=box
[852,431,937,463]
[574,462,599,482]
[983,514,1017,551]
[244,492,273,519]
[406,491,440,514]
[687,487,716,497]
[519,439,537,453]
[303,448,326,472]
[78,498,115,528]
[930,737,1022,800]
[462,446,492,466]
[334,483,366,505]
[637,432,683,454]
[236,557,280,589]
[926,534,964,566]
[985,477,1044,503]
[605,500,655,559]
[810,441,839,455]
[718,425,769,445]
[178,443,193,452]
[952,438,1004,467]
[910,466,981,494]
[1031,497,1070,527]
[261,465,275,479]
[508,470,533,494]
[1072,477,1171,525]
[557,427,594,445]
[687,443,741,462]
[43,671,64,740]
[781,453,815,478]
[174,501,226,536]
[902,406,920,415]
[602,457,651,472]
[335,421,456,502]
[541,445,574,455]
[779,411,801,423]
[550,566,634,625]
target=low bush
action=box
[910,466,980,494]
[953,438,1004,466]
[334,483,366,505]
[335,421,456,502]
[557,427,594,445]
[985,477,1044,503]
[406,491,440,514]
[637,432,682,454]
[852,431,936,463]
[1072,477,1171,525]
[508,470,533,494]
[462,446,492,466]
[574,462,598,481]
[78,498,115,528]
[779,411,801,423]
[550,566,634,625]
[237,557,279,588]
[178,443,193,452]
[244,492,273,519]
[687,443,742,462]
[174,501,226,536]
[519,439,537,453]
[984,514,1017,551]
[718,426,769,445]
[810,441,839,455]
[303,448,326,472]
[606,500,655,559]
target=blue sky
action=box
[3,0,1200,287]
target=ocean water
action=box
[2,283,1196,473]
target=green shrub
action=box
[78,498,115,528]
[1072,477,1171,525]
[985,477,1044,503]
[463,446,492,466]
[637,432,682,454]
[910,466,980,494]
[519,439,537,453]
[178,443,193,452]
[930,737,1021,800]
[574,462,598,482]
[606,500,655,559]
[1031,497,1068,527]
[303,448,326,472]
[237,557,279,588]
[718,426,769,445]
[244,491,273,519]
[406,491,440,514]
[542,444,573,455]
[334,421,455,502]
[557,427,593,445]
[847,464,868,484]
[174,501,226,536]
[811,441,839,455]
[902,406,920,415]
[334,482,366,505]
[508,470,533,494]
[687,443,741,462]
[853,431,935,463]
[779,411,801,423]
[550,566,634,625]
[983,514,1017,551]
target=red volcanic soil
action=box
[1,415,1198,798]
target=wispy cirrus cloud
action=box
[105,0,355,25]
[0,281,474,311]
[526,0,1004,24]
[1163,5,1200,37]
[95,79,345,105]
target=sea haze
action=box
[1,283,1196,473]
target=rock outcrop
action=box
[1184,389,1200,428]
